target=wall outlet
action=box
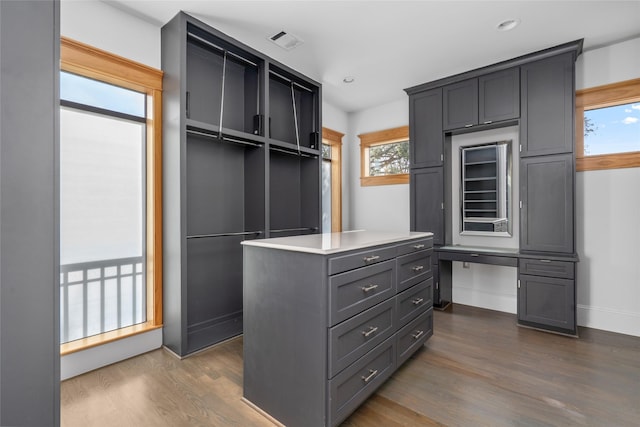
[463,262,470,269]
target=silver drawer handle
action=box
[361,369,378,383]
[413,244,425,249]
[470,254,479,257]
[539,259,552,263]
[362,326,378,337]
[361,284,379,293]
[464,124,474,128]
[412,297,424,305]
[412,330,425,340]
[363,255,380,263]
[411,265,424,272]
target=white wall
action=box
[574,37,640,336]
[60,0,163,379]
[322,101,351,230]
[348,99,410,231]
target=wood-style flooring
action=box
[61,304,640,426]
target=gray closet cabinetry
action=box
[443,67,520,131]
[243,235,433,426]
[162,12,321,357]
[410,167,444,246]
[410,88,443,168]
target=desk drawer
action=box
[397,308,433,366]
[396,278,433,328]
[437,251,518,267]
[329,336,395,426]
[519,258,574,279]
[397,250,433,292]
[329,298,395,378]
[396,237,433,256]
[329,246,397,276]
[329,260,396,326]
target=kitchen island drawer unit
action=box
[397,249,433,292]
[396,278,434,328]
[329,298,395,377]
[243,231,434,427]
[329,259,396,325]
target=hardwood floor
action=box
[61,304,640,426]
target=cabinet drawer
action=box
[396,237,433,257]
[519,258,574,279]
[329,336,396,427]
[329,246,397,276]
[329,260,396,326]
[396,278,433,328]
[328,298,395,378]
[397,250,433,292]
[397,308,433,366]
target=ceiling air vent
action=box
[268,30,303,51]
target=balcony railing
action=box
[60,256,145,344]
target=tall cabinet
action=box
[162,12,321,356]
[406,40,582,335]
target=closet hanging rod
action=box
[269,70,314,93]
[187,231,263,239]
[269,146,317,158]
[186,129,263,147]
[270,227,319,233]
[187,32,258,67]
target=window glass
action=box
[583,102,640,155]
[368,140,410,176]
[60,71,146,117]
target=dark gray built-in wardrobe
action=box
[161,12,322,356]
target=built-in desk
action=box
[434,245,578,336]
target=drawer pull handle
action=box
[464,124,474,128]
[411,265,424,273]
[539,259,552,263]
[412,297,424,305]
[412,330,425,340]
[361,284,379,293]
[361,369,378,383]
[470,254,479,257]
[362,326,378,337]
[413,244,425,249]
[363,255,380,263]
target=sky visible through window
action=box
[584,102,640,155]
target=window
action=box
[322,127,343,232]
[359,126,410,186]
[576,78,640,171]
[59,37,163,354]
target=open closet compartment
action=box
[268,147,320,238]
[162,11,321,357]
[268,64,320,153]
[185,132,265,353]
[186,22,264,140]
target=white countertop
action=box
[241,230,433,255]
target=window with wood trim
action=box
[59,37,163,355]
[322,127,343,232]
[576,78,640,171]
[359,126,410,186]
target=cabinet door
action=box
[520,53,574,156]
[520,154,574,253]
[410,88,443,168]
[518,274,576,334]
[410,167,444,245]
[443,79,478,131]
[479,68,520,124]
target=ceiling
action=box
[108,0,640,113]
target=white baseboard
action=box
[61,328,163,380]
[577,304,640,337]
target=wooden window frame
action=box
[60,37,163,355]
[359,126,410,186]
[576,78,640,171]
[322,127,343,232]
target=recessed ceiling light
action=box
[497,19,520,32]
[343,76,355,84]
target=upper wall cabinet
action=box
[410,88,443,168]
[443,67,520,131]
[520,53,574,157]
